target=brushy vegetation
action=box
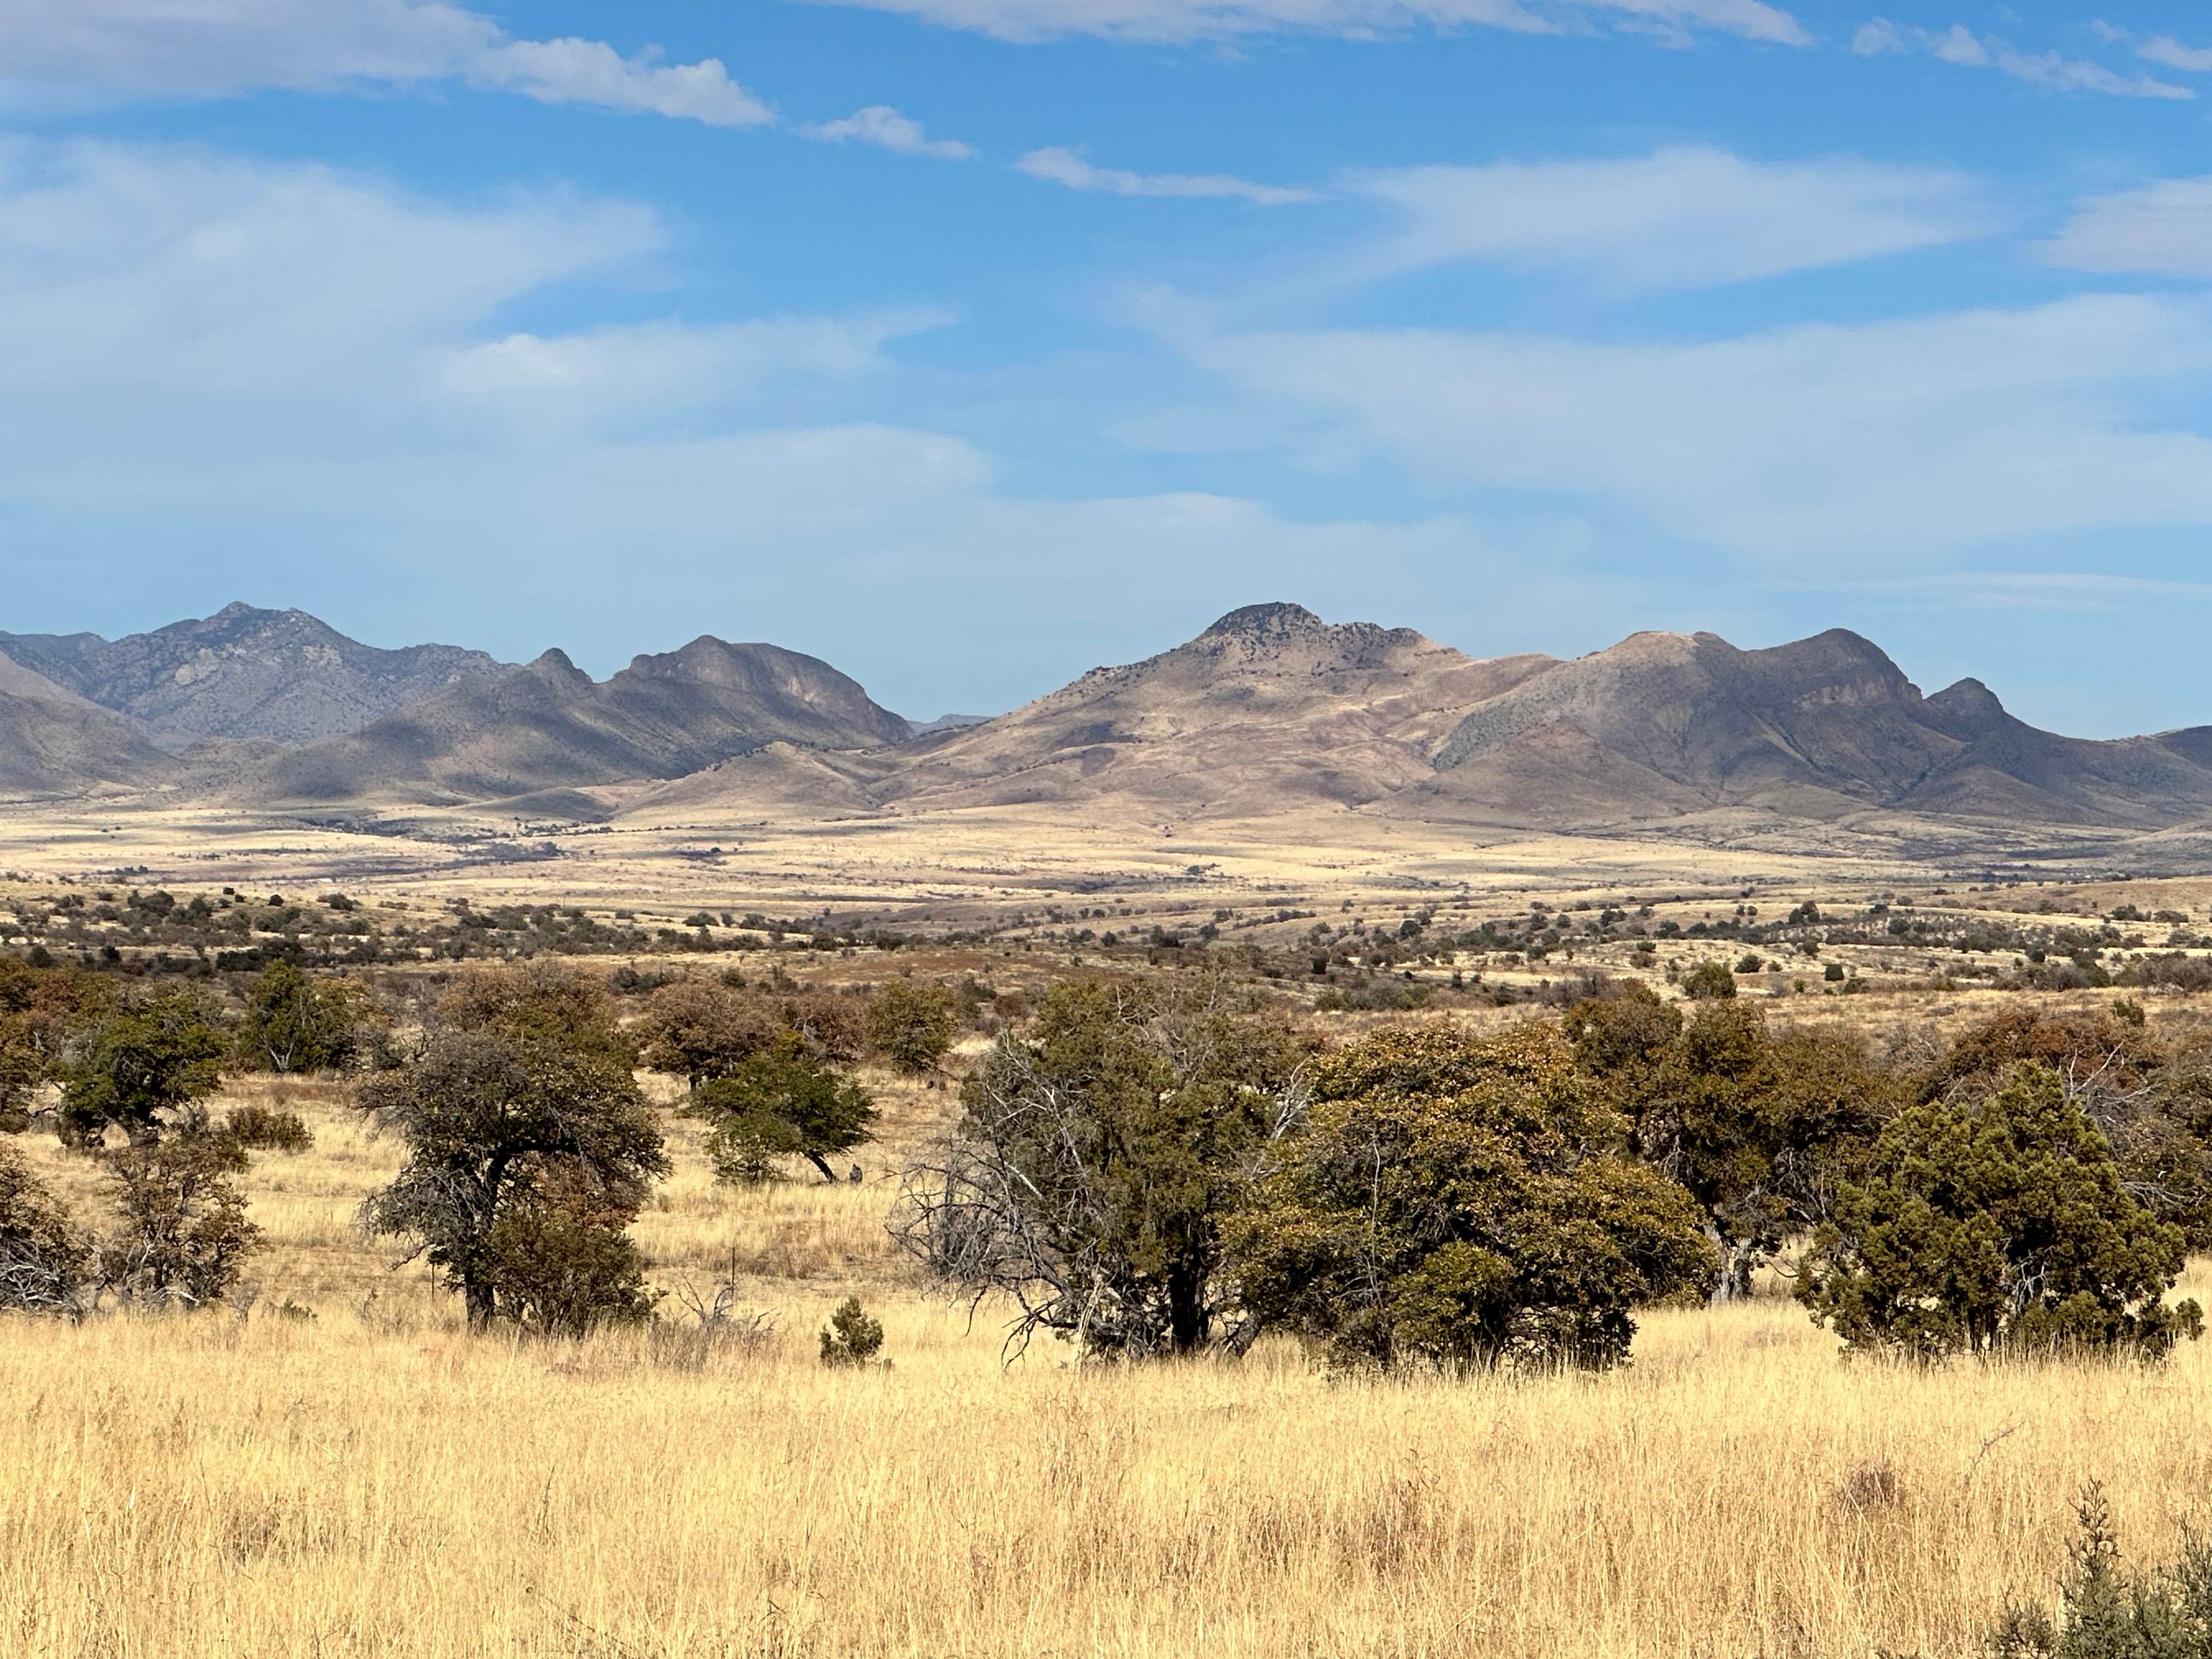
[7,931,2212,1653]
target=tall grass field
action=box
[3,1079,2207,1658]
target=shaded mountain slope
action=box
[245,637,911,805]
[0,650,174,797]
[1416,629,2212,830]
[0,602,503,747]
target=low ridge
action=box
[244,636,910,806]
[0,602,504,747]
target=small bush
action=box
[819,1296,884,1367]
[652,1282,778,1370]
[1681,962,1736,1000]
[0,1141,89,1314]
[483,1193,659,1338]
[1984,1483,2212,1657]
[865,980,961,1075]
[224,1104,313,1154]
[97,1137,262,1308]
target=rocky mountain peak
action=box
[1201,602,1325,640]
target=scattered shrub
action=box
[97,1136,262,1308]
[223,1104,313,1154]
[1229,1023,1716,1372]
[1682,962,1737,1000]
[236,962,362,1074]
[0,1141,89,1314]
[819,1296,884,1367]
[58,989,228,1147]
[867,979,961,1076]
[1983,1484,2212,1658]
[692,1036,876,1183]
[481,1185,659,1338]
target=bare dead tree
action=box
[890,979,1309,1361]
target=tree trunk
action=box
[1167,1264,1207,1354]
[805,1151,839,1182]
[464,1276,496,1331]
[1706,1232,1757,1307]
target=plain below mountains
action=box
[10,599,2212,842]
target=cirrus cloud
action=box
[1017,147,1317,206]
[0,0,774,126]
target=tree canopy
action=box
[1799,1062,2201,1359]
[57,989,229,1148]
[1229,1023,1714,1372]
[356,1025,668,1330]
[693,1035,878,1183]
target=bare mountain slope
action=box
[246,637,911,805]
[0,649,173,798]
[0,603,503,747]
[639,602,1558,822]
[1413,629,2212,830]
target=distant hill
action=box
[245,636,912,805]
[0,602,503,747]
[641,602,1557,822]
[0,648,173,798]
[1411,628,2212,831]
[635,608,2212,836]
[15,599,2212,843]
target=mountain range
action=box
[9,600,2212,843]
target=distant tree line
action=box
[898,978,2211,1369]
[9,944,2210,1371]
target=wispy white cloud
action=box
[0,134,1576,719]
[1017,147,1316,206]
[804,106,975,160]
[1346,146,1986,292]
[1173,294,2212,558]
[440,312,956,423]
[2042,177,2212,278]
[1773,571,2212,611]
[469,39,771,126]
[794,0,1805,49]
[1851,16,2191,98]
[2138,36,2212,73]
[0,0,774,125]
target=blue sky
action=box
[5,2,2212,731]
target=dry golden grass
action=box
[7,1280,2212,1657]
[7,1075,2212,1657]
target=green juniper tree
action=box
[1799,1062,2201,1359]
[692,1035,877,1183]
[1229,1023,1714,1372]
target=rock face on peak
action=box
[1417,628,2212,830]
[0,603,503,747]
[1201,601,1327,638]
[244,637,910,805]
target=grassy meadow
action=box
[4,1074,2211,1658]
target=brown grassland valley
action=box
[5,810,2212,1657]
